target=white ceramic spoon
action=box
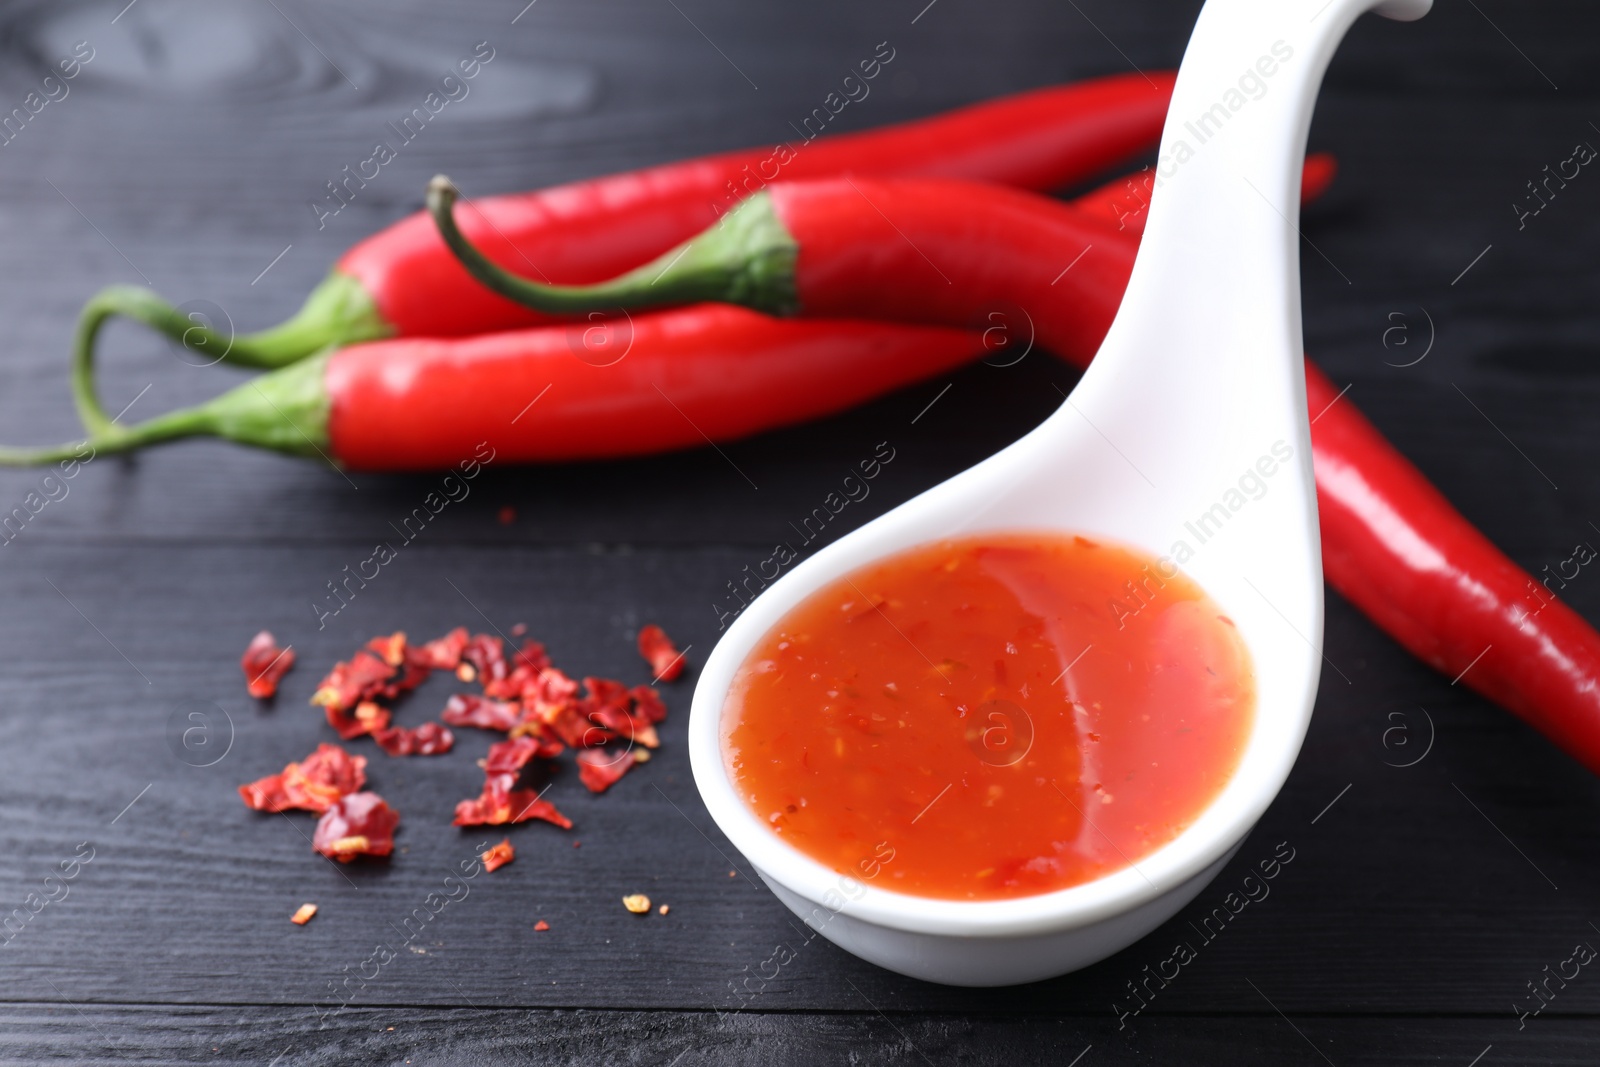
[688,0,1430,987]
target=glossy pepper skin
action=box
[322,308,980,469]
[0,305,980,470]
[1305,363,1600,773]
[79,73,1176,374]
[16,168,1185,470]
[444,176,1600,777]
[432,176,1137,362]
[350,73,1176,340]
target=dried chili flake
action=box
[372,722,455,757]
[512,640,550,674]
[311,651,395,715]
[485,641,553,700]
[586,705,660,749]
[591,681,664,744]
[506,714,558,742]
[453,784,571,829]
[313,792,399,862]
[519,668,582,734]
[622,893,651,914]
[238,774,294,812]
[576,748,638,794]
[418,627,470,670]
[378,657,432,701]
[441,692,522,732]
[481,838,515,872]
[534,920,550,931]
[637,625,686,681]
[629,685,668,725]
[511,623,528,637]
[581,676,631,716]
[239,743,367,813]
[366,631,409,667]
[461,633,508,686]
[354,701,392,733]
[543,702,615,748]
[483,735,563,788]
[241,631,296,699]
[526,666,580,707]
[290,903,318,925]
[325,707,365,741]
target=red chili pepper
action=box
[80,74,1173,370]
[1,306,981,470]
[239,742,367,814]
[637,624,686,681]
[240,630,295,699]
[1305,363,1600,773]
[313,791,399,861]
[428,176,1127,361]
[447,177,1600,777]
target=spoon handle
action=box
[1068,0,1428,477]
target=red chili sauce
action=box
[721,533,1255,901]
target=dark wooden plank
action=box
[0,1004,1591,1066]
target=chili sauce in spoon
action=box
[721,532,1255,901]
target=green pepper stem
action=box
[0,353,334,468]
[73,270,388,395]
[0,407,214,466]
[426,174,799,317]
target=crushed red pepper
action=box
[630,685,667,724]
[313,792,399,862]
[483,736,564,786]
[481,838,515,872]
[637,624,686,681]
[577,748,641,794]
[244,621,669,866]
[239,743,367,813]
[366,631,408,667]
[241,631,295,699]
[455,736,572,828]
[453,784,572,828]
[459,633,507,686]
[312,651,395,726]
[372,722,455,757]
[442,693,521,732]
[418,626,469,670]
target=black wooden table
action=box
[1,0,1596,1062]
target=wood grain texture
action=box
[0,0,1596,1060]
[1,1005,1595,1066]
